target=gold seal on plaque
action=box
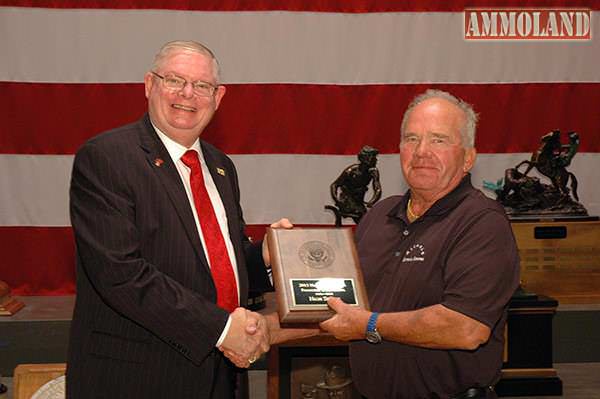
[298,241,335,269]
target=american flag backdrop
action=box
[1,1,599,295]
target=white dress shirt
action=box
[153,123,237,346]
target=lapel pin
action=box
[216,167,226,176]
[154,158,164,167]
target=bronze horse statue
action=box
[515,130,580,201]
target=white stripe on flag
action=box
[1,153,599,226]
[1,8,599,84]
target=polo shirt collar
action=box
[389,173,474,221]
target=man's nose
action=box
[179,82,195,98]
[414,138,431,155]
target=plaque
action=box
[267,227,369,324]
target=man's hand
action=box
[262,218,293,266]
[219,308,270,368]
[319,297,371,341]
[264,312,320,345]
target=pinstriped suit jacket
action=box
[66,114,270,398]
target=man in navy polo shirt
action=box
[320,89,520,399]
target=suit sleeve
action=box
[70,141,228,365]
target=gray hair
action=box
[400,89,478,148]
[151,40,222,84]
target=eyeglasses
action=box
[151,71,218,97]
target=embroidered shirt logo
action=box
[402,244,425,262]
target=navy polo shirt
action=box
[349,175,520,399]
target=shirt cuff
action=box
[215,315,232,347]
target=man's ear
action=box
[463,147,477,173]
[214,85,226,110]
[144,72,154,99]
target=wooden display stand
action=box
[263,292,356,398]
[496,295,562,396]
[511,219,600,304]
[267,334,352,399]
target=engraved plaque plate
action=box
[267,227,369,324]
[290,278,358,307]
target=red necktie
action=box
[181,150,239,313]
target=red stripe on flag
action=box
[0,227,76,296]
[2,82,599,155]
[0,0,597,12]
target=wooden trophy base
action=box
[511,219,600,304]
[0,280,25,316]
[496,295,562,396]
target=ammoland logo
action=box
[464,8,591,40]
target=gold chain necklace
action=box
[407,198,421,220]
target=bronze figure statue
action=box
[300,365,353,398]
[484,130,587,217]
[315,365,353,398]
[515,130,580,201]
[326,145,382,226]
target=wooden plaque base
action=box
[267,227,369,324]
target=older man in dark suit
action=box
[67,40,287,398]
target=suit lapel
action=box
[201,143,249,300]
[201,144,236,229]
[137,114,211,275]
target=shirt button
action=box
[403,230,409,236]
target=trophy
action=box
[483,130,588,218]
[483,130,598,301]
[325,146,382,226]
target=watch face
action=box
[366,330,381,344]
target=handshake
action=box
[218,218,319,368]
[218,307,318,368]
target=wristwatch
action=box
[365,312,382,344]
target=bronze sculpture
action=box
[315,365,353,398]
[325,146,382,226]
[484,130,587,217]
[515,130,579,201]
[300,365,354,399]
